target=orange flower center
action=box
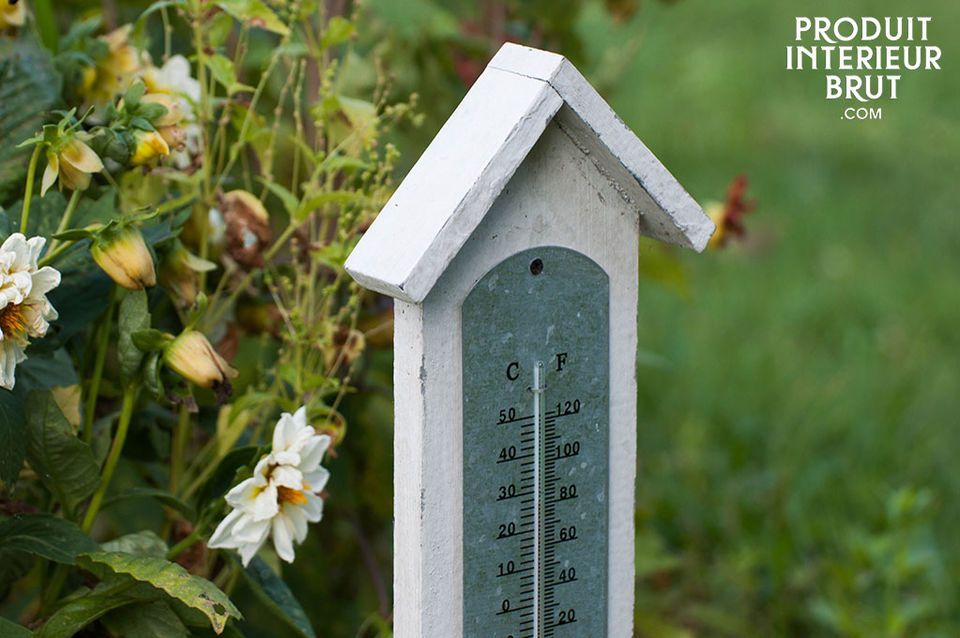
[0,302,26,337]
[277,486,308,506]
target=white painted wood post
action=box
[346,43,713,637]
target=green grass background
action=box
[570,0,960,634]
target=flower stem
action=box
[37,239,77,267]
[169,405,190,494]
[166,528,202,561]
[82,384,137,533]
[46,189,82,255]
[82,290,116,443]
[19,146,42,234]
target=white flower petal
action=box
[298,434,331,473]
[302,492,324,523]
[283,503,310,544]
[271,514,296,563]
[272,450,300,467]
[250,483,279,521]
[224,476,261,508]
[232,514,271,545]
[238,539,262,567]
[272,412,297,453]
[208,509,245,549]
[28,267,60,298]
[0,341,20,390]
[303,466,330,494]
[271,465,303,490]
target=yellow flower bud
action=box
[130,130,170,166]
[91,226,157,290]
[163,330,238,396]
[1,0,27,28]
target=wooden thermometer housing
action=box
[345,43,714,637]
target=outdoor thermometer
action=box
[462,247,609,636]
[345,44,714,637]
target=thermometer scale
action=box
[463,247,610,636]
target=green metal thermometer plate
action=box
[462,246,610,637]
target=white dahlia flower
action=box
[0,234,61,390]
[208,407,331,566]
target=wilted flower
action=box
[163,330,237,397]
[159,241,216,307]
[90,225,156,290]
[41,137,104,196]
[0,0,26,29]
[0,234,61,390]
[325,325,366,370]
[208,407,331,566]
[707,174,756,250]
[222,190,272,269]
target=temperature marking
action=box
[461,246,609,637]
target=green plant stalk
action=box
[82,291,116,443]
[46,189,82,254]
[30,0,58,52]
[19,146,42,234]
[166,527,203,560]
[169,405,191,494]
[82,385,137,533]
[41,564,69,614]
[38,238,78,267]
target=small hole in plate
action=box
[530,258,544,275]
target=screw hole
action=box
[529,258,544,275]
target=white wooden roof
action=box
[345,43,714,303]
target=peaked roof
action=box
[345,43,714,303]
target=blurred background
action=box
[13,0,960,635]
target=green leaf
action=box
[0,549,33,598]
[319,16,355,49]
[206,54,238,92]
[102,530,169,558]
[102,487,196,521]
[25,391,99,514]
[102,600,190,638]
[119,290,151,381]
[216,0,289,35]
[36,578,156,638]
[0,388,26,487]
[0,32,62,202]
[297,190,361,220]
[133,329,174,353]
[8,189,66,238]
[241,557,316,638]
[0,617,30,638]
[45,268,112,346]
[258,179,298,218]
[15,348,79,391]
[0,514,97,564]
[78,551,242,633]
